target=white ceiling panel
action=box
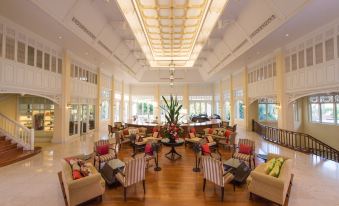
[99,26,121,51]
[32,0,76,20]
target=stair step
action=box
[0,140,12,146]
[0,147,41,167]
[0,143,18,153]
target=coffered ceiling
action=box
[2,0,339,84]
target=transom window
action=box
[309,94,339,124]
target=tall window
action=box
[309,94,339,124]
[124,95,129,122]
[131,96,154,122]
[114,93,121,122]
[101,90,110,120]
[224,101,230,120]
[235,100,244,119]
[258,98,278,121]
[189,96,212,116]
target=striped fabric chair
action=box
[94,140,117,171]
[116,157,147,201]
[232,138,255,168]
[201,156,234,201]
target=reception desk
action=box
[125,119,221,134]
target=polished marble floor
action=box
[0,129,338,206]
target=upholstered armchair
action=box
[200,156,235,201]
[116,157,147,201]
[185,132,202,147]
[232,138,255,168]
[93,140,117,171]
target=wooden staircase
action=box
[0,135,41,167]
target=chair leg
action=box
[143,180,146,194]
[124,187,127,201]
[249,159,251,169]
[221,187,224,201]
[249,192,253,200]
[253,157,256,168]
[203,178,206,192]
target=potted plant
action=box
[160,95,184,143]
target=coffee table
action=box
[101,159,125,186]
[223,158,251,186]
[161,138,184,160]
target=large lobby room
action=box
[1,0,339,205]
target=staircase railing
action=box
[0,113,34,150]
[252,120,339,162]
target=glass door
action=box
[80,105,88,134]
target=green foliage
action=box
[160,95,183,125]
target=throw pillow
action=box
[224,130,232,138]
[123,129,129,136]
[189,133,196,139]
[207,135,214,143]
[217,130,224,136]
[72,170,83,180]
[80,165,90,177]
[269,164,280,177]
[145,144,153,155]
[212,129,218,135]
[96,144,109,155]
[239,144,252,155]
[201,143,211,155]
[153,132,159,138]
[152,127,159,133]
[190,128,196,134]
[208,128,213,134]
[265,158,276,174]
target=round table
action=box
[161,138,184,161]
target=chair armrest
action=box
[250,171,284,190]
[68,173,102,190]
[118,169,125,177]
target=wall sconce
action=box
[66,104,72,109]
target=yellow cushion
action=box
[189,133,195,138]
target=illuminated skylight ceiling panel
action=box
[117,0,228,67]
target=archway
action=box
[0,93,59,143]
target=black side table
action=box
[161,138,184,161]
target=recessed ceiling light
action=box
[285,33,289,37]
[58,36,62,39]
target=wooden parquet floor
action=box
[84,144,284,206]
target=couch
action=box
[247,153,293,206]
[61,156,105,206]
[203,127,229,141]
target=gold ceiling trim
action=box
[117,0,228,67]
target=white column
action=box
[120,81,124,122]
[219,80,224,120]
[154,85,160,123]
[110,76,115,124]
[229,75,234,125]
[52,49,71,143]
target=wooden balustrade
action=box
[252,120,339,162]
[0,113,34,150]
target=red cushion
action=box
[96,144,109,155]
[239,144,252,155]
[201,144,211,155]
[145,144,153,155]
[225,130,232,138]
[208,128,213,134]
[152,127,158,133]
[190,128,196,134]
[72,170,83,180]
[123,129,129,135]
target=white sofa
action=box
[61,157,105,206]
[247,153,293,206]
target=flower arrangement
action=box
[160,95,183,143]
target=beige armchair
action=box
[247,153,293,206]
[116,157,147,201]
[200,156,234,201]
[60,157,105,206]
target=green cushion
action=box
[269,164,280,177]
[276,157,284,164]
[265,158,276,174]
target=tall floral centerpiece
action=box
[160,95,183,143]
